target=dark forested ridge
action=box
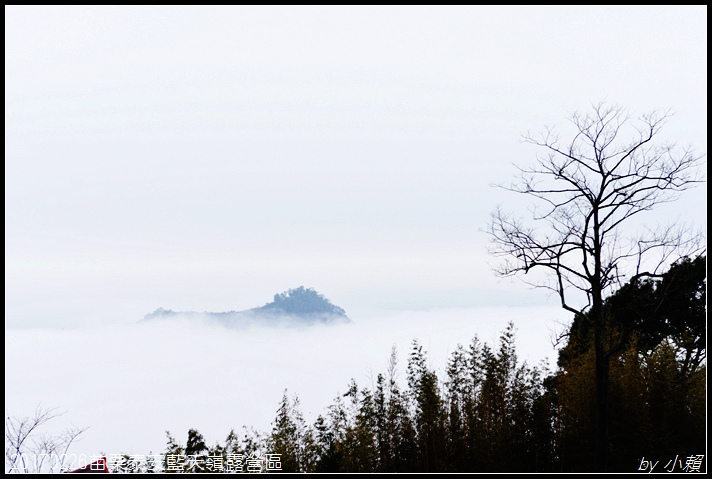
[141,286,350,328]
[151,256,705,473]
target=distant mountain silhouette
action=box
[142,286,350,328]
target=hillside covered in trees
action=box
[142,286,350,328]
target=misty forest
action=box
[105,255,703,473]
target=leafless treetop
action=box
[488,103,705,317]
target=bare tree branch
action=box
[5,406,88,474]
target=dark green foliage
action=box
[444,344,469,471]
[268,391,307,472]
[610,255,706,375]
[311,414,341,472]
[407,340,446,472]
[553,255,707,472]
[341,382,378,472]
[559,255,706,371]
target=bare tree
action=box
[5,405,89,473]
[486,103,704,471]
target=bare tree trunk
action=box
[593,311,609,472]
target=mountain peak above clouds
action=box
[142,286,350,328]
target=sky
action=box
[5,5,707,467]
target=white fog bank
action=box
[5,305,568,460]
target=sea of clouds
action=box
[5,304,569,467]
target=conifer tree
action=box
[407,340,446,472]
[269,390,306,472]
[444,344,469,471]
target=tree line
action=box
[161,254,705,473]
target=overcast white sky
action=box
[4,5,707,464]
[6,5,707,329]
